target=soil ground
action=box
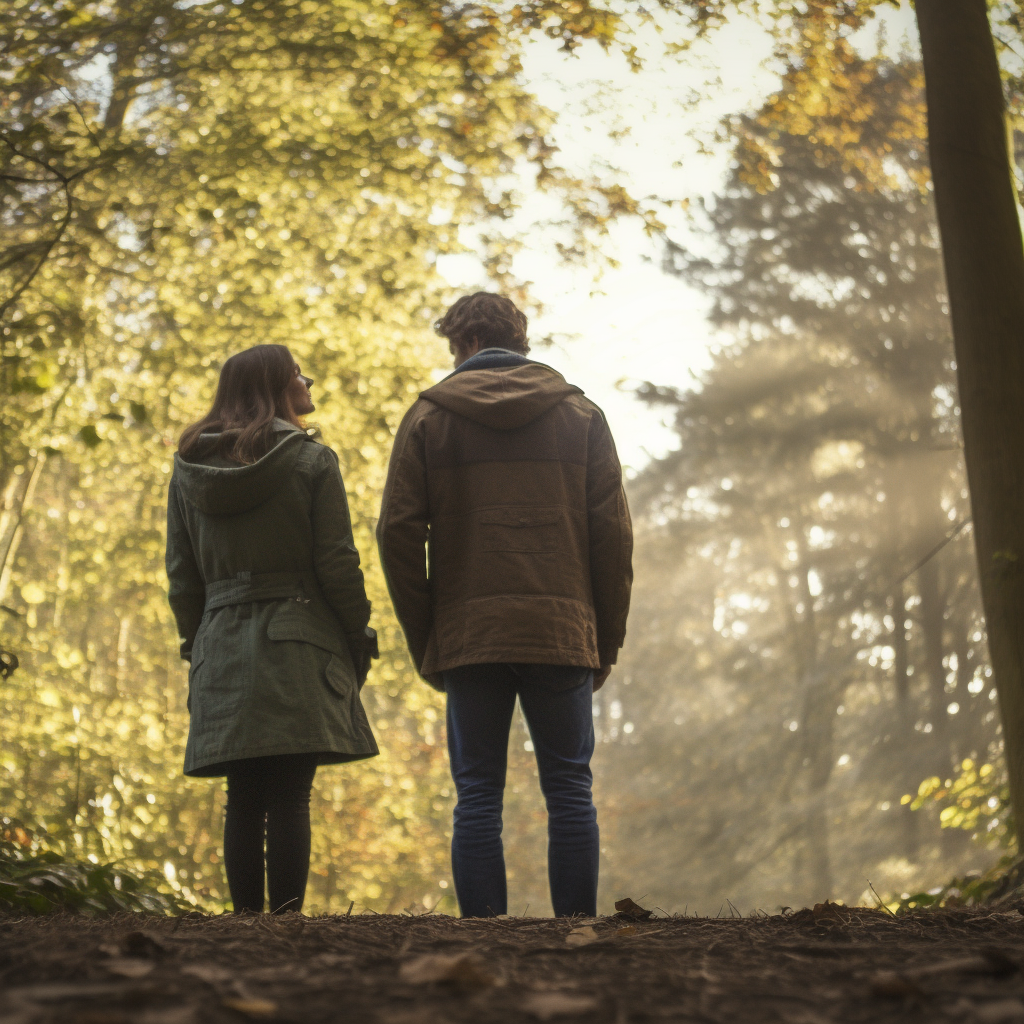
[3,904,1024,1024]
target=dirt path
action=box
[3,904,1024,1023]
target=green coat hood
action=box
[173,424,307,516]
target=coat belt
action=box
[204,571,320,611]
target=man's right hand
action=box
[593,665,612,691]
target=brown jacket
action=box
[376,355,632,689]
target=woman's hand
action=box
[346,627,379,689]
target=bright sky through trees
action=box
[436,5,924,472]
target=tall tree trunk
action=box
[790,522,835,899]
[116,615,132,694]
[953,622,973,764]
[0,454,46,606]
[886,473,921,856]
[914,0,1024,849]
[918,557,952,768]
[799,678,836,900]
[891,581,919,857]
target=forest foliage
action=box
[0,0,664,912]
[2,0,1022,915]
[1,817,184,915]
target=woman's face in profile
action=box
[285,362,315,417]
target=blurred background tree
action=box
[667,0,1024,864]
[597,53,1008,913]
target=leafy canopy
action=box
[0,0,660,911]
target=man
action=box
[377,291,632,917]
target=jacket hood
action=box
[173,422,307,516]
[420,362,583,430]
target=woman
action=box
[165,344,378,914]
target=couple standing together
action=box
[165,292,633,917]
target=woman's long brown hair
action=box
[178,344,302,465]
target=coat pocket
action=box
[266,605,356,695]
[480,509,561,553]
[324,655,352,699]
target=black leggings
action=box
[223,753,318,914]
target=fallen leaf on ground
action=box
[139,1008,199,1024]
[565,926,599,947]
[120,930,166,958]
[399,952,493,989]
[812,901,847,922]
[973,999,1024,1023]
[617,926,637,937]
[221,997,278,1019]
[181,963,234,984]
[899,952,1017,979]
[105,958,155,979]
[308,952,353,969]
[521,992,598,1020]
[869,971,923,999]
[613,897,652,920]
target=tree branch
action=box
[0,138,75,325]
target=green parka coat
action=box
[166,420,379,777]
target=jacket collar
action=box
[271,417,306,434]
[448,347,532,377]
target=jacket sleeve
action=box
[376,403,432,673]
[311,447,372,636]
[586,409,633,665]
[165,475,205,662]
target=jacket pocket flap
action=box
[268,614,348,657]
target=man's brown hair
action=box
[434,292,529,355]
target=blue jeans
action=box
[443,663,599,918]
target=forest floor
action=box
[3,903,1024,1024]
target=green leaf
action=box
[78,425,101,448]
